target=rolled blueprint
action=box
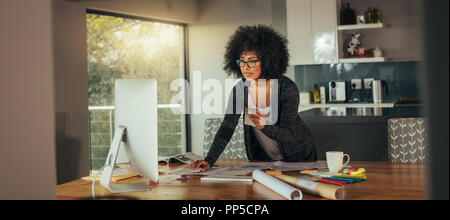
[252,169,302,200]
[275,174,345,200]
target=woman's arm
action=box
[259,82,299,142]
[204,85,244,167]
[204,113,241,166]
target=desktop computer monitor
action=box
[100,79,158,193]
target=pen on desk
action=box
[318,178,345,186]
[322,178,348,184]
[332,174,368,180]
[331,176,367,181]
[322,177,355,183]
[333,174,366,178]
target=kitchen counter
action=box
[298,103,395,112]
[298,106,425,162]
[298,106,424,123]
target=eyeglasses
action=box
[236,59,260,68]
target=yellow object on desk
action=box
[299,169,318,174]
[350,168,365,176]
[333,175,367,180]
[82,172,138,182]
[344,168,365,176]
[265,170,282,176]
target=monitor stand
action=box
[100,126,150,193]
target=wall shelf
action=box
[337,23,384,31]
[339,57,385,63]
[298,102,395,112]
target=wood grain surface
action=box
[56,159,426,200]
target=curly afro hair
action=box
[223,25,290,79]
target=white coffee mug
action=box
[326,151,350,175]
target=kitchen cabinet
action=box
[287,0,337,65]
[299,106,424,161]
[286,0,313,65]
[287,0,420,65]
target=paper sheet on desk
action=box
[170,166,230,176]
[171,166,256,177]
[241,161,330,172]
[170,161,332,177]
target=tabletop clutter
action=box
[252,167,367,200]
[171,160,368,200]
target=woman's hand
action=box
[189,160,211,172]
[250,110,266,129]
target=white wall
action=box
[0,0,56,199]
[69,0,198,24]
[188,0,274,155]
[53,0,90,184]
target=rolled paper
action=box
[252,169,303,200]
[275,174,345,200]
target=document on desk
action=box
[238,161,329,172]
[272,161,330,171]
[159,152,203,164]
[170,161,330,177]
[170,166,230,176]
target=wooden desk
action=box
[56,160,427,200]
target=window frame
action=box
[86,8,192,155]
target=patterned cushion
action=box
[202,118,247,159]
[388,118,428,163]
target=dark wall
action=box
[420,0,449,200]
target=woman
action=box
[190,25,317,172]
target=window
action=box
[87,10,189,172]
